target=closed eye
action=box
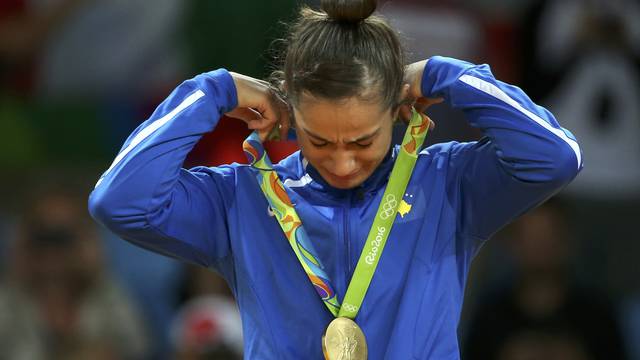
[310,141,329,147]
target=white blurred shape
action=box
[31,0,185,99]
[379,3,481,62]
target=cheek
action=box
[296,138,323,164]
[365,129,393,164]
[359,146,388,168]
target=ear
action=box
[393,84,412,123]
[277,80,297,129]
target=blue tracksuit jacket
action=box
[88,57,582,359]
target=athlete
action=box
[88,0,582,358]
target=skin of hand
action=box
[399,59,443,129]
[227,60,442,143]
[227,72,291,142]
[226,60,442,189]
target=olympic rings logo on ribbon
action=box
[379,194,398,220]
[342,303,359,313]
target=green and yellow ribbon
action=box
[243,108,429,318]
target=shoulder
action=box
[273,150,306,182]
[412,140,491,187]
[186,150,304,185]
[417,140,485,164]
[186,164,239,186]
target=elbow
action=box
[545,125,583,186]
[531,141,583,186]
[88,186,148,234]
[88,187,120,229]
[547,146,582,186]
[88,188,112,226]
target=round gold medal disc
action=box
[322,317,368,360]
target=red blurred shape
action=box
[186,115,299,168]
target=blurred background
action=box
[0,0,638,359]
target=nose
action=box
[328,150,357,177]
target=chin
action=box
[323,171,368,190]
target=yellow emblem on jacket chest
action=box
[398,200,412,218]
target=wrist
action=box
[229,72,245,109]
[406,59,428,98]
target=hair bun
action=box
[320,0,377,22]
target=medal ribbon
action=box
[243,108,429,318]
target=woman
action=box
[89,0,582,358]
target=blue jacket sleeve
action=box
[88,69,239,268]
[422,56,583,241]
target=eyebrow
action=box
[302,127,381,144]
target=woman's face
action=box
[293,95,397,189]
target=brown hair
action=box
[272,0,405,111]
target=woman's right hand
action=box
[227,72,291,141]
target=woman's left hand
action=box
[399,59,444,127]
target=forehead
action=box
[294,95,390,139]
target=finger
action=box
[421,114,436,130]
[247,117,271,131]
[256,97,283,138]
[276,98,291,141]
[257,128,271,142]
[226,107,262,123]
[264,89,291,141]
[414,102,434,115]
[415,97,444,110]
[427,97,444,107]
[280,107,292,140]
[414,102,428,115]
[240,109,273,131]
[399,104,412,124]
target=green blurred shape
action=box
[28,101,107,166]
[184,0,298,78]
[0,96,42,166]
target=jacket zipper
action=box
[343,194,352,282]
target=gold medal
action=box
[322,317,368,360]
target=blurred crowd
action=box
[0,0,638,359]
